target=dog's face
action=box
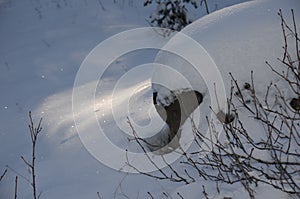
[146,90,203,153]
[153,89,203,133]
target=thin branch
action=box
[6,165,31,185]
[14,176,18,199]
[22,111,43,199]
[147,192,154,199]
[97,192,102,199]
[97,0,106,11]
[0,169,7,182]
[200,0,210,14]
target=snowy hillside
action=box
[1,0,299,198]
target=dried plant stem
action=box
[0,169,7,182]
[14,176,18,199]
[21,111,42,199]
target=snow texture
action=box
[1,0,299,198]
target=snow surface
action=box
[1,0,299,198]
[153,0,300,109]
[152,0,300,198]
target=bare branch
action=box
[0,169,7,182]
[14,176,18,199]
[22,111,43,199]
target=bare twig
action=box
[21,111,43,199]
[0,169,7,182]
[14,176,18,199]
[97,0,106,11]
[97,192,102,199]
[147,192,154,199]
[113,173,130,199]
[177,192,185,199]
[200,0,210,14]
[6,165,31,185]
[202,185,209,199]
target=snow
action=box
[153,0,300,107]
[152,0,300,198]
[0,0,299,198]
[0,1,171,198]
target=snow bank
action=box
[152,0,300,109]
